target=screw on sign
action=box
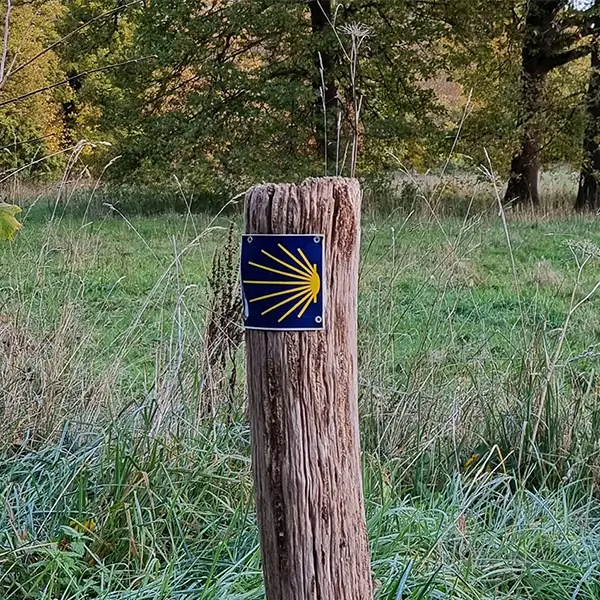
[240,234,325,331]
[243,178,372,600]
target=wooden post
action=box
[244,178,372,599]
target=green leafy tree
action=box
[61,0,480,191]
[56,0,144,158]
[504,0,593,207]
[7,0,588,210]
[0,1,68,176]
[448,1,589,186]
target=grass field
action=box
[2,201,600,598]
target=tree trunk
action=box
[576,23,600,212]
[504,0,566,208]
[504,28,548,207]
[245,178,372,600]
[504,71,545,208]
[309,1,338,168]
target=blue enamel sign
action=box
[240,234,325,331]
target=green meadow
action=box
[2,205,600,599]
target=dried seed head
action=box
[564,239,600,261]
[340,22,371,41]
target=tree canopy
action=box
[1,0,600,209]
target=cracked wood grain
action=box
[245,177,372,600]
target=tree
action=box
[62,0,471,189]
[505,0,592,207]
[56,0,145,161]
[576,1,600,212]
[0,0,67,176]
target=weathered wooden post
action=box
[242,177,372,599]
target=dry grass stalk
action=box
[0,307,111,449]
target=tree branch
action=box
[0,0,12,88]
[0,55,155,108]
[0,131,57,153]
[543,44,591,72]
[6,0,143,82]
[557,5,597,33]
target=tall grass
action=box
[363,165,583,217]
[1,181,600,597]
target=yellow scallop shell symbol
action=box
[243,243,321,323]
